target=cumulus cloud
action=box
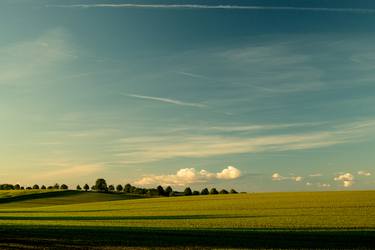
[272,173,303,182]
[134,166,241,187]
[334,173,354,187]
[358,170,371,176]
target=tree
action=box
[41,185,46,190]
[14,184,21,190]
[47,186,53,189]
[165,186,173,196]
[76,185,82,190]
[32,184,39,190]
[116,184,123,192]
[95,178,108,192]
[108,185,115,192]
[54,183,60,189]
[210,188,219,195]
[84,184,90,191]
[124,184,132,193]
[60,184,68,190]
[184,187,192,196]
[91,185,96,191]
[156,185,165,196]
[219,189,229,194]
[20,186,25,190]
[201,188,209,195]
[192,190,200,195]
[26,187,32,190]
[230,189,238,194]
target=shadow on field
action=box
[0,225,374,249]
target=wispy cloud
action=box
[272,173,303,182]
[46,4,375,14]
[334,173,354,187]
[134,166,241,187]
[358,170,371,176]
[124,93,207,108]
[31,164,104,181]
[113,119,375,164]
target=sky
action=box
[0,0,374,191]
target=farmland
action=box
[0,190,374,248]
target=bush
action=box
[201,188,209,195]
[116,184,123,192]
[184,187,192,196]
[210,188,219,195]
[192,190,200,195]
[47,186,53,189]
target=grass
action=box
[0,190,374,248]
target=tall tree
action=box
[84,184,90,191]
[184,187,192,196]
[201,188,209,195]
[95,178,108,192]
[116,184,123,192]
[156,185,165,196]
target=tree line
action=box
[0,178,239,196]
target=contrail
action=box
[46,4,375,13]
[124,93,207,108]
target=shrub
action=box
[192,190,200,195]
[230,189,238,194]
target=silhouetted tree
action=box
[95,178,108,192]
[14,184,21,190]
[192,190,200,195]
[26,187,32,190]
[60,184,68,190]
[116,184,123,192]
[21,186,25,190]
[230,189,238,194]
[210,188,219,194]
[54,183,60,189]
[165,186,173,196]
[157,185,165,196]
[41,185,46,190]
[32,184,39,190]
[91,185,96,191]
[147,188,159,196]
[0,184,14,190]
[184,187,192,196]
[76,185,82,190]
[201,188,209,195]
[219,189,228,194]
[47,186,53,189]
[124,184,132,193]
[109,185,115,192]
[84,184,90,191]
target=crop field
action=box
[0,190,374,249]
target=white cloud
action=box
[124,93,207,108]
[46,4,375,14]
[318,183,331,188]
[134,166,241,187]
[334,173,354,187]
[358,170,371,176]
[272,173,303,182]
[216,166,241,180]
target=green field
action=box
[0,190,374,249]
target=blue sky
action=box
[0,0,374,191]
